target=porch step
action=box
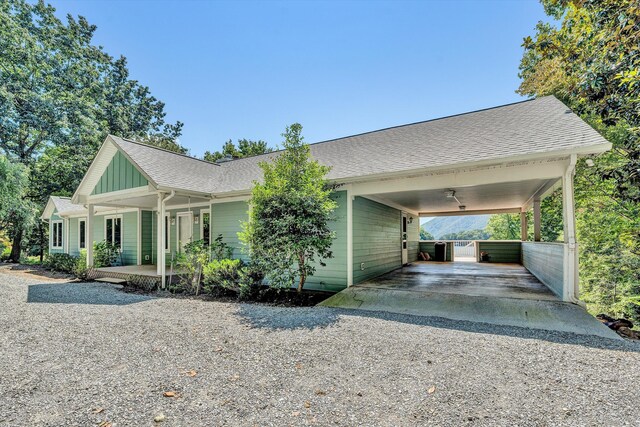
[95,277,128,285]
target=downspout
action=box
[160,190,176,289]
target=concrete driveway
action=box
[320,262,618,339]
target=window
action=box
[79,219,86,249]
[52,221,63,249]
[105,215,122,247]
[201,210,210,244]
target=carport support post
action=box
[86,204,94,267]
[156,193,166,289]
[533,198,541,242]
[520,209,528,241]
[562,155,578,302]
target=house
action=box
[41,96,611,301]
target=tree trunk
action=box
[297,253,306,293]
[9,228,22,263]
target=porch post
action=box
[346,187,353,287]
[86,204,94,267]
[520,209,528,241]
[156,193,164,281]
[533,198,541,242]
[562,154,578,302]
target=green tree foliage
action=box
[419,227,434,240]
[240,124,336,292]
[486,214,521,240]
[0,0,185,261]
[441,229,490,241]
[0,155,34,256]
[519,0,640,320]
[203,139,273,163]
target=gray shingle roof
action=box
[213,96,609,193]
[109,136,221,194]
[51,196,84,214]
[111,96,610,196]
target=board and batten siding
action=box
[353,196,402,284]
[477,241,522,263]
[91,150,148,195]
[522,242,565,298]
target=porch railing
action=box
[452,240,475,258]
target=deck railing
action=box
[452,240,475,258]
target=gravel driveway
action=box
[1,266,639,426]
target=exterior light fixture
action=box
[459,205,466,211]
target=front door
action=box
[401,213,408,265]
[177,213,193,252]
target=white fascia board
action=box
[85,186,152,205]
[71,137,119,204]
[350,158,571,197]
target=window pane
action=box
[58,223,63,248]
[402,217,407,233]
[106,219,113,244]
[203,213,210,243]
[52,224,57,247]
[114,218,121,247]
[79,221,86,249]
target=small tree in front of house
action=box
[240,123,337,292]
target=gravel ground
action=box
[1,266,639,427]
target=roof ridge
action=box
[111,135,221,167]
[218,96,546,165]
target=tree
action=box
[240,123,336,292]
[0,0,185,261]
[441,229,490,240]
[0,155,33,259]
[420,228,434,240]
[519,0,640,321]
[485,214,520,240]
[204,139,273,163]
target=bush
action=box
[203,259,245,293]
[93,240,119,268]
[43,253,78,274]
[75,249,89,280]
[175,239,210,295]
[210,234,233,260]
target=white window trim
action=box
[78,218,87,250]
[104,214,123,246]
[200,209,211,245]
[51,220,63,249]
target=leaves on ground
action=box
[163,391,177,398]
[428,386,436,394]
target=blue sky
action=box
[51,0,550,157]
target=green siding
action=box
[68,217,79,256]
[407,215,420,263]
[211,202,249,261]
[162,206,207,264]
[305,191,348,292]
[477,241,522,263]
[141,210,153,265]
[419,241,453,261]
[91,151,148,195]
[353,197,402,284]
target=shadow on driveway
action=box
[27,282,154,306]
[235,303,340,331]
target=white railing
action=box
[452,240,475,258]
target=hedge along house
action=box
[41,96,611,301]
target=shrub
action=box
[43,253,78,274]
[175,239,210,294]
[75,249,89,280]
[210,234,233,260]
[93,240,119,268]
[203,259,245,294]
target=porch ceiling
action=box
[368,178,558,215]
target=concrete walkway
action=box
[320,262,619,339]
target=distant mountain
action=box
[422,215,490,239]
